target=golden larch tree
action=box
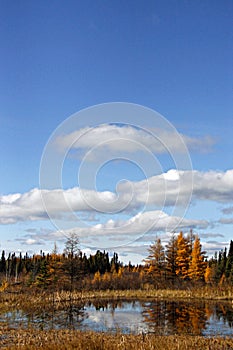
[188,236,207,281]
[204,264,213,284]
[175,232,190,279]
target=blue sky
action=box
[0,0,232,263]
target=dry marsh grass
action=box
[1,286,233,312]
[51,287,233,302]
[0,286,233,307]
[0,329,233,350]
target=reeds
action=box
[0,286,233,313]
[0,328,232,349]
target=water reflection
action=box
[1,299,233,336]
[142,300,208,335]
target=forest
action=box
[0,231,232,292]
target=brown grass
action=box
[51,286,233,302]
[0,328,232,350]
[1,285,233,312]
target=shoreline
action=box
[1,286,233,309]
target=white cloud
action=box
[50,210,208,244]
[0,187,128,224]
[191,169,233,202]
[118,169,233,208]
[15,210,208,251]
[1,169,233,225]
[15,237,44,246]
[24,238,41,245]
[54,124,215,156]
[182,134,215,153]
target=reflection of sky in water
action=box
[1,301,233,336]
[203,315,233,337]
[83,302,148,333]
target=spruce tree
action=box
[36,259,52,288]
[165,233,178,278]
[63,233,81,291]
[144,238,165,276]
[226,240,233,279]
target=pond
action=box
[1,299,233,336]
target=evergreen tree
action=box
[0,250,6,274]
[63,233,81,291]
[226,240,233,279]
[6,253,12,280]
[36,259,52,288]
[144,238,165,276]
[216,249,227,281]
[93,250,110,274]
[80,253,89,275]
[165,233,178,279]
[111,252,120,273]
[187,229,195,256]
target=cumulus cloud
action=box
[118,169,233,207]
[61,210,208,239]
[16,210,208,250]
[1,169,233,225]
[54,124,215,156]
[0,187,128,224]
[191,170,233,202]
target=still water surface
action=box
[1,300,233,336]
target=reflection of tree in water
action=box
[141,301,208,335]
[6,299,233,334]
[141,301,169,334]
[64,302,86,330]
[214,303,233,328]
[90,300,121,312]
[20,301,87,330]
[173,302,207,335]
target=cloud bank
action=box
[1,169,233,226]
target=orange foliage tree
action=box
[188,236,207,281]
[175,232,190,279]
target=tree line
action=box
[0,232,232,291]
[144,231,233,285]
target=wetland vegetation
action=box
[0,232,233,348]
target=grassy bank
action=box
[0,328,232,350]
[1,286,233,311]
[51,286,233,302]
